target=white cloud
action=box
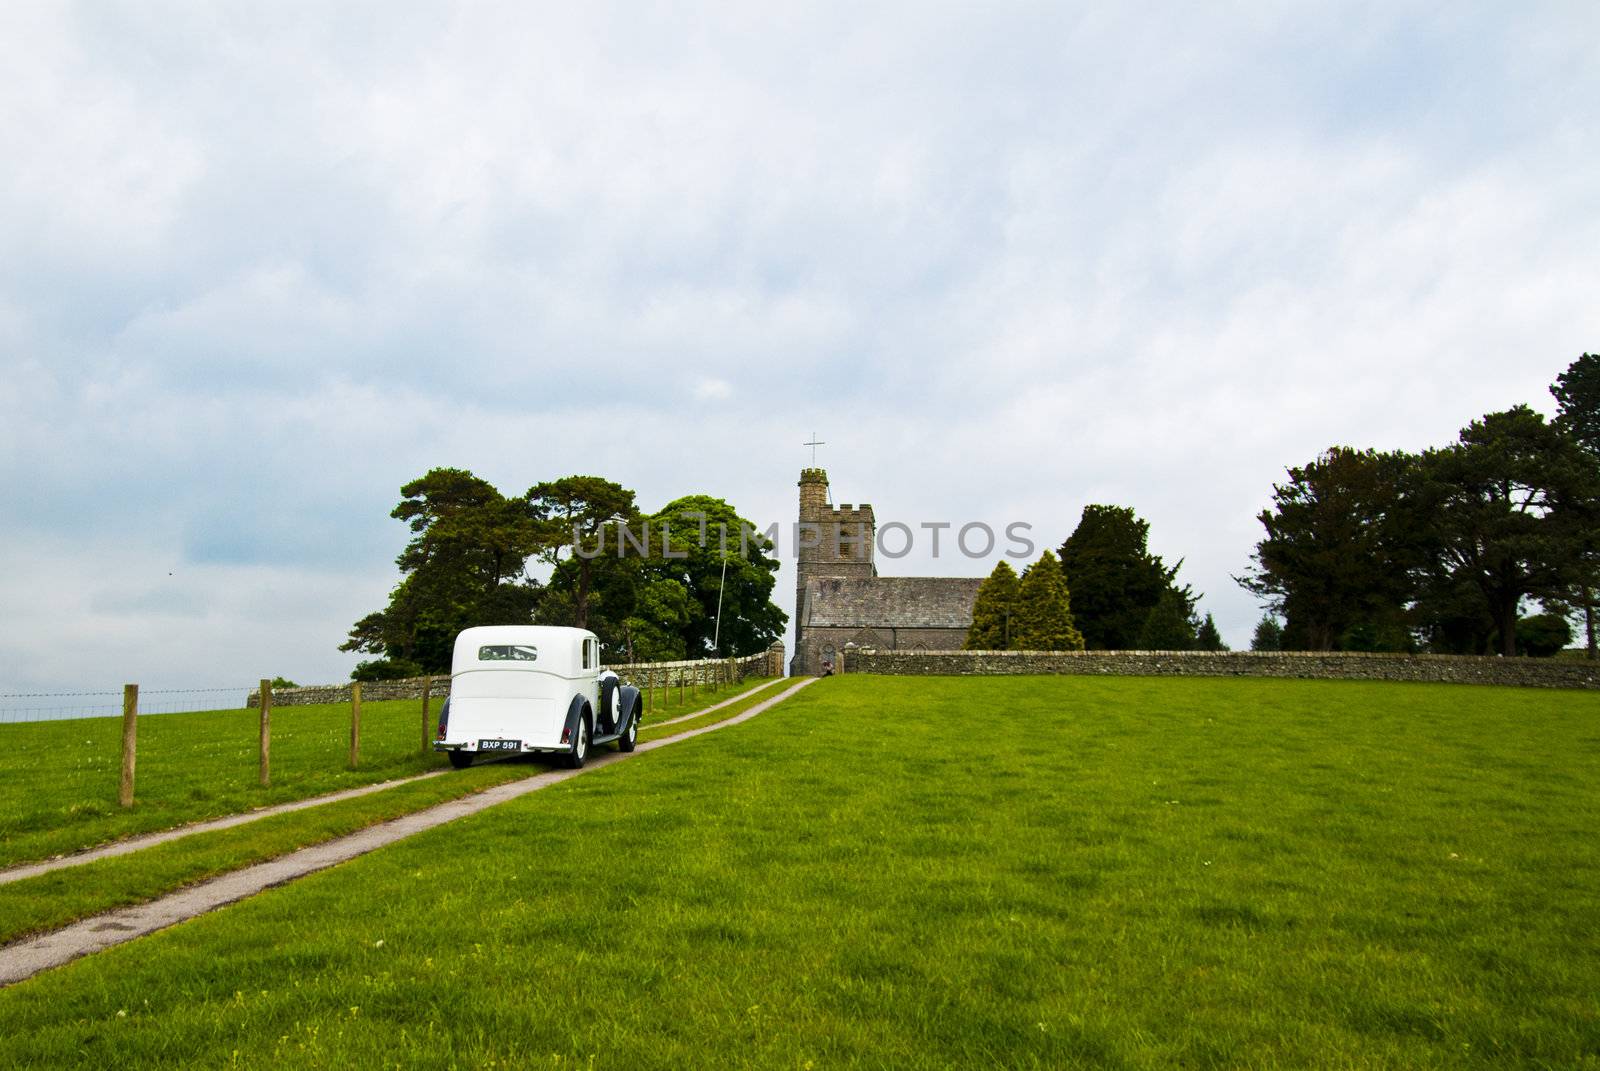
[2,2,1599,685]
[692,377,734,403]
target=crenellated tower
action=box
[793,468,876,672]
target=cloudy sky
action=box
[3,2,1597,695]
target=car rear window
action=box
[478,644,538,662]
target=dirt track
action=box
[0,677,815,988]
[0,676,785,888]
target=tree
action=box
[646,495,787,657]
[1413,573,1496,655]
[1058,505,1189,649]
[1238,447,1421,650]
[1010,551,1086,651]
[341,469,543,674]
[1517,612,1573,658]
[1552,353,1600,455]
[965,560,1021,649]
[351,658,424,682]
[537,548,644,655]
[1552,353,1600,658]
[1195,612,1228,651]
[1417,406,1600,656]
[620,579,693,663]
[527,476,638,630]
[1138,588,1196,650]
[1251,615,1284,652]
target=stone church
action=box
[791,468,983,675]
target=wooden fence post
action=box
[678,667,685,705]
[349,682,362,768]
[421,676,433,755]
[119,683,138,808]
[258,678,272,787]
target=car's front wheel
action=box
[617,708,638,753]
[563,714,590,769]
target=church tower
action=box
[793,468,876,672]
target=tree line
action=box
[965,506,1227,653]
[341,469,787,679]
[1239,353,1599,657]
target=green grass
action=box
[636,680,785,743]
[0,679,775,871]
[0,698,450,868]
[0,679,780,939]
[634,674,774,726]
[3,675,1598,1069]
[0,762,535,945]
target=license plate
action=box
[478,738,521,752]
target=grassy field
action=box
[2,675,1597,1068]
[0,677,778,942]
[0,698,452,868]
[0,762,534,945]
[0,677,773,870]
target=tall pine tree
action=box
[1058,505,1186,649]
[1251,615,1284,651]
[965,560,1021,649]
[1011,551,1086,651]
[1138,588,1196,650]
[1196,612,1228,651]
[1552,353,1600,658]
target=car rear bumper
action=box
[434,741,566,755]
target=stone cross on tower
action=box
[803,432,826,465]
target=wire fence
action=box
[0,687,247,724]
[0,685,447,852]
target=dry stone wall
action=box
[843,648,1600,690]
[249,642,786,708]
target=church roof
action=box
[803,576,983,630]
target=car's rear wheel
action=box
[563,714,590,769]
[617,706,639,753]
[447,750,472,770]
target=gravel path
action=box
[0,676,815,988]
[0,772,450,887]
[0,677,783,888]
[645,676,782,728]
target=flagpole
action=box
[713,553,727,654]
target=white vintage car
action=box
[434,625,642,769]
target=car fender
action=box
[618,684,642,730]
[598,673,620,734]
[561,693,589,745]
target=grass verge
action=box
[0,698,450,868]
[0,761,535,946]
[636,682,786,744]
[3,675,1596,1068]
[0,678,776,870]
[1,678,780,938]
[634,674,774,726]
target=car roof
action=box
[453,626,597,669]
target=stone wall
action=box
[248,642,787,708]
[841,648,1600,690]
